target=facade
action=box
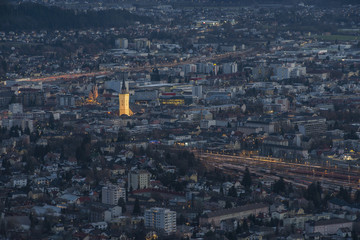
[115,38,128,49]
[118,78,133,116]
[0,89,14,108]
[292,117,327,136]
[12,177,28,188]
[144,207,176,234]
[128,170,150,191]
[182,64,197,75]
[192,85,203,99]
[244,120,275,134]
[57,94,75,107]
[101,184,126,205]
[9,103,23,114]
[222,62,238,74]
[134,38,150,50]
[132,90,158,105]
[199,203,269,226]
[271,63,306,81]
[17,89,45,107]
[305,219,353,235]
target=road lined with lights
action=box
[23,49,254,82]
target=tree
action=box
[178,214,186,225]
[354,190,360,203]
[337,186,350,203]
[273,177,286,194]
[306,182,323,209]
[118,197,126,213]
[117,129,129,142]
[76,134,91,165]
[241,167,252,191]
[48,113,55,129]
[242,219,249,232]
[220,186,224,196]
[133,198,141,215]
[228,186,237,197]
[225,200,232,209]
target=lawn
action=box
[315,34,359,41]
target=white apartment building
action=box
[128,170,150,191]
[271,63,306,81]
[115,38,128,49]
[12,176,27,188]
[102,184,126,205]
[144,207,176,234]
[222,62,238,74]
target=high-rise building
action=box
[182,64,197,75]
[134,38,150,50]
[192,85,203,99]
[118,77,133,116]
[102,184,126,205]
[222,62,238,74]
[115,38,128,49]
[56,94,75,107]
[9,103,23,114]
[144,207,176,234]
[128,170,150,191]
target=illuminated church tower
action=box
[119,76,133,116]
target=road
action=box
[27,71,111,82]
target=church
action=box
[118,77,133,116]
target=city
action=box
[0,0,360,239]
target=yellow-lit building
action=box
[159,98,185,106]
[119,78,133,116]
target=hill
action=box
[0,2,153,31]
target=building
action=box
[195,20,220,27]
[115,38,128,49]
[12,176,28,188]
[305,219,353,235]
[192,85,203,99]
[118,77,133,116]
[9,103,23,114]
[144,207,176,234]
[17,88,45,107]
[56,94,75,107]
[199,203,269,226]
[182,64,197,75]
[222,62,238,74]
[196,62,214,74]
[128,170,150,191]
[89,202,122,222]
[159,94,185,106]
[292,117,327,136]
[271,63,306,81]
[101,184,126,205]
[0,89,14,108]
[134,38,150,50]
[243,120,275,134]
[132,90,158,105]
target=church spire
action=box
[121,74,127,94]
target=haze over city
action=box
[0,0,360,239]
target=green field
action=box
[315,34,359,41]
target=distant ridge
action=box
[177,0,359,7]
[0,2,153,31]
